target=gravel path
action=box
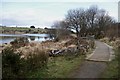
[69,41,112,78]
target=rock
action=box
[48,43,83,57]
[49,49,66,56]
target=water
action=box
[0,34,54,44]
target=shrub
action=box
[2,47,25,78]
[25,48,49,71]
[2,46,49,78]
[114,40,120,48]
[30,26,35,28]
[100,37,109,43]
[89,40,95,49]
[10,37,29,48]
[64,38,77,47]
[29,42,37,47]
[63,47,80,60]
[17,46,49,71]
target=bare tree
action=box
[65,6,98,37]
[85,5,98,35]
[85,6,115,38]
[51,21,70,41]
[96,9,115,38]
[65,8,87,49]
[51,5,116,42]
[65,8,86,37]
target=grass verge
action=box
[101,47,119,78]
[27,55,85,78]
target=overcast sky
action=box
[0,0,119,28]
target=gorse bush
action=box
[2,46,49,78]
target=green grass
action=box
[27,55,85,78]
[100,38,119,78]
[101,48,119,78]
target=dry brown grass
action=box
[100,37,120,48]
[3,36,93,59]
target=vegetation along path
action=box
[69,40,113,78]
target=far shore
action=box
[0,26,48,35]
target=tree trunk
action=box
[76,28,81,51]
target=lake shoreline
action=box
[0,33,53,44]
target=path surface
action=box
[86,41,110,61]
[70,41,112,78]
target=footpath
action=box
[70,41,114,78]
